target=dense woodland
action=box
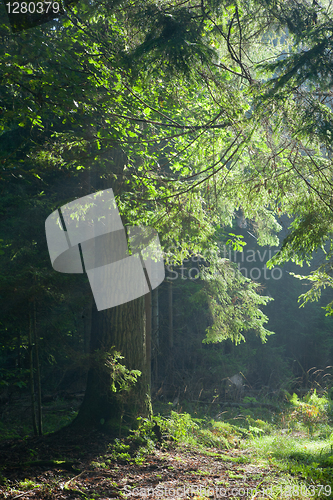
[2,0,333,498]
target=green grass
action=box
[248,433,331,461]
[246,432,333,496]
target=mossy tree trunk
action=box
[70,151,152,433]
[72,295,152,433]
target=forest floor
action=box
[1,400,333,499]
[0,427,285,500]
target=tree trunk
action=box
[33,300,43,436]
[70,153,153,433]
[28,310,37,436]
[145,292,152,392]
[168,280,173,348]
[82,299,92,355]
[17,331,21,369]
[152,287,159,381]
[72,295,152,433]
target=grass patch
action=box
[18,478,40,490]
[249,433,332,463]
[248,432,333,493]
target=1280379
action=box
[5,2,60,14]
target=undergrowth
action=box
[2,388,333,498]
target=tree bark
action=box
[145,292,152,392]
[168,280,173,349]
[152,287,159,381]
[82,299,92,355]
[17,331,21,369]
[28,310,37,436]
[33,300,43,436]
[70,152,153,433]
[72,296,152,433]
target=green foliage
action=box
[197,420,243,448]
[289,271,333,311]
[288,390,329,435]
[225,234,246,252]
[18,479,40,490]
[103,349,141,393]
[128,4,217,75]
[151,412,245,450]
[246,417,273,436]
[258,0,333,94]
[108,439,132,463]
[202,260,274,345]
[0,366,29,389]
[161,411,199,444]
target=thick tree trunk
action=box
[82,299,92,355]
[70,152,152,433]
[72,295,151,433]
[145,292,152,392]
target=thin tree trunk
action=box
[168,280,173,348]
[152,287,159,380]
[17,331,21,369]
[28,309,37,436]
[33,300,43,436]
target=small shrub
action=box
[158,412,199,445]
[246,417,273,435]
[109,439,131,462]
[195,427,229,449]
[18,479,40,490]
[288,390,328,436]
